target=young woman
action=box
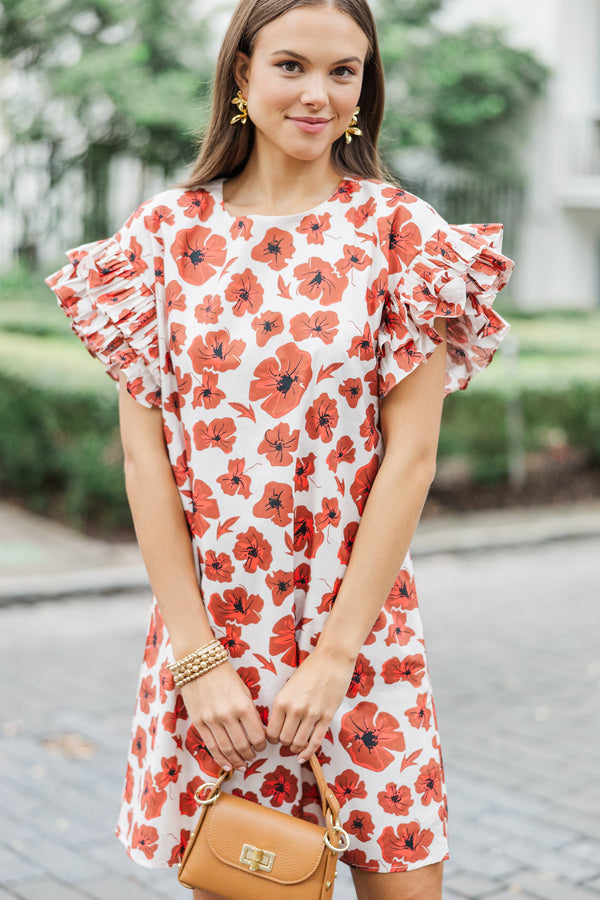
[46,1,513,897]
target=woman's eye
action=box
[278,61,301,73]
[333,66,355,77]
[277,61,355,77]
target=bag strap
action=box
[308,753,341,824]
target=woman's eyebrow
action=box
[270,49,362,65]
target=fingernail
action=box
[223,764,232,772]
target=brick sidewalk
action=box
[1,535,599,898]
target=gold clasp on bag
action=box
[240,843,276,873]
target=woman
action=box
[46,1,513,897]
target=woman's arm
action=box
[118,372,266,771]
[266,319,448,761]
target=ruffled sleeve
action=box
[377,221,513,400]
[45,204,161,408]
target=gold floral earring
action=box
[230,90,249,125]
[345,107,362,143]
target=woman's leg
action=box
[192,890,228,900]
[351,860,444,900]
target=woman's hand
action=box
[181,663,267,772]
[266,650,357,763]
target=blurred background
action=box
[0,0,599,533]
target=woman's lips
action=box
[289,118,331,134]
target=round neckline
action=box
[213,176,357,221]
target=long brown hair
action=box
[181,0,397,190]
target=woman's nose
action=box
[300,75,328,107]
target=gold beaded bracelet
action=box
[168,639,228,688]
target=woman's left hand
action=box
[266,649,357,762]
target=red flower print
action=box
[139,675,156,715]
[207,587,264,626]
[168,829,191,867]
[185,727,221,777]
[230,217,253,241]
[148,716,158,750]
[194,294,223,323]
[377,782,414,816]
[203,549,234,582]
[350,455,380,515]
[335,245,372,276]
[289,310,339,344]
[294,452,316,491]
[294,562,311,593]
[144,608,164,668]
[294,257,348,305]
[154,755,182,790]
[415,758,443,805]
[144,205,175,233]
[346,653,375,699]
[364,610,387,646]
[381,654,426,687]
[123,763,134,804]
[343,809,375,843]
[233,526,273,573]
[189,329,246,372]
[332,180,361,204]
[387,571,418,610]
[253,481,294,526]
[315,496,341,531]
[180,776,203,815]
[424,230,461,264]
[252,310,284,347]
[131,823,159,860]
[339,377,363,408]
[249,343,312,417]
[360,404,379,451]
[339,701,405,771]
[346,195,377,227]
[193,372,225,409]
[171,225,227,285]
[382,185,418,207]
[270,614,301,667]
[182,478,219,538]
[131,726,147,768]
[266,569,294,606]
[316,576,342,615]
[296,212,331,244]
[326,435,356,474]
[260,765,299,808]
[222,623,250,658]
[377,208,422,274]
[193,417,236,453]
[162,694,188,733]
[405,693,432,730]
[237,666,261,700]
[251,228,295,271]
[305,393,339,443]
[378,822,433,865]
[154,256,164,283]
[366,271,388,314]
[294,506,323,559]
[232,788,260,803]
[216,458,252,498]
[332,770,367,808]
[224,268,264,316]
[349,323,375,361]
[257,423,299,466]
[177,189,215,220]
[385,609,415,647]
[343,848,381,870]
[159,660,174,702]
[338,521,358,565]
[122,236,148,276]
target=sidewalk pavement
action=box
[0,501,599,899]
[1,498,600,605]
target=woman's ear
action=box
[233,51,251,93]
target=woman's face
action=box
[234,5,370,166]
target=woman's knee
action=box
[351,859,444,900]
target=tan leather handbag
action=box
[178,754,350,898]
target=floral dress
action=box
[46,175,513,874]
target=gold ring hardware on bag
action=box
[194,782,220,805]
[240,843,276,873]
[323,824,351,853]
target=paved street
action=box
[0,530,599,898]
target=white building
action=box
[436,0,600,309]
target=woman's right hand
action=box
[181,663,267,772]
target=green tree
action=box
[1,0,215,238]
[376,0,549,184]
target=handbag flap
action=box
[205,792,328,884]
